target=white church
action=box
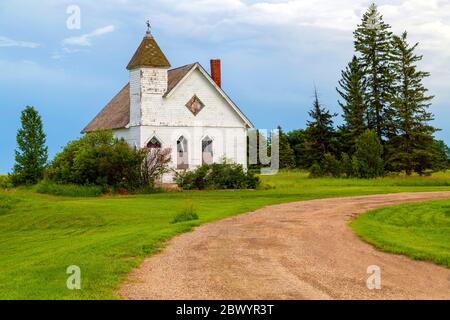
[83,27,253,181]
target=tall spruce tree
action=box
[337,56,367,152]
[354,3,393,141]
[386,32,436,175]
[12,106,48,184]
[305,89,336,166]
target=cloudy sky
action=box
[1,0,450,172]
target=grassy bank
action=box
[1,170,450,299]
[351,199,450,267]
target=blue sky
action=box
[1,0,450,173]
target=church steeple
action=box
[128,22,171,128]
[126,22,171,70]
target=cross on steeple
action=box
[146,20,151,34]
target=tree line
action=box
[274,4,449,177]
[7,5,450,185]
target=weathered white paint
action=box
[117,64,250,182]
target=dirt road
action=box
[120,192,450,300]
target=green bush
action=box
[309,155,342,178]
[175,162,260,190]
[35,180,104,197]
[0,175,13,189]
[46,129,149,190]
[308,162,324,178]
[321,153,341,177]
[171,205,199,224]
[340,152,353,177]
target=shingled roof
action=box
[165,63,196,97]
[82,64,196,133]
[82,83,130,133]
[126,34,171,70]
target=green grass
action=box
[1,170,450,299]
[351,199,450,267]
[34,181,104,197]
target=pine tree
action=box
[337,56,367,152]
[305,88,336,165]
[386,32,436,175]
[354,3,393,141]
[277,126,296,169]
[12,106,48,184]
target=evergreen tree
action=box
[352,130,384,178]
[278,126,296,169]
[12,106,48,184]
[386,32,436,175]
[287,129,309,168]
[354,3,393,141]
[337,56,367,152]
[431,140,450,172]
[305,88,336,165]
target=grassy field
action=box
[351,199,450,267]
[1,171,450,299]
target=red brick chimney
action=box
[210,59,221,88]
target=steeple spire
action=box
[126,21,171,70]
[146,20,152,37]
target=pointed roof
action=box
[82,83,130,133]
[82,64,194,133]
[165,63,196,96]
[126,33,171,70]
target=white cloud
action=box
[144,0,450,53]
[63,25,115,46]
[0,36,40,48]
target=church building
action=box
[83,26,253,181]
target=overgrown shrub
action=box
[0,175,13,189]
[141,148,172,186]
[175,162,260,190]
[309,154,342,178]
[308,162,324,178]
[321,153,341,177]
[35,180,104,197]
[340,152,353,177]
[45,129,166,191]
[171,205,199,224]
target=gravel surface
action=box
[120,192,450,300]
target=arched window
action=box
[202,136,213,165]
[147,137,162,149]
[177,136,189,169]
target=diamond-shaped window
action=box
[185,95,205,116]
